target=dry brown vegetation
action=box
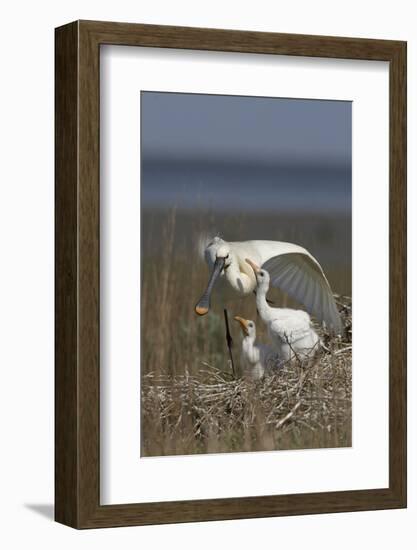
[141,207,352,457]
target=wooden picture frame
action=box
[55,20,407,529]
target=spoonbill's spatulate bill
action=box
[195,237,342,334]
[194,256,225,316]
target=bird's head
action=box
[215,244,232,268]
[234,316,256,338]
[195,238,231,316]
[205,237,232,269]
[245,258,270,290]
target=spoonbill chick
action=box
[195,236,341,334]
[234,316,280,380]
[246,259,321,363]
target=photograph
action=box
[0,0,409,539]
[140,90,352,457]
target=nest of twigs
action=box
[141,295,352,457]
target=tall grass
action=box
[141,207,352,456]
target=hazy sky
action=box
[141,92,351,164]
[141,91,352,212]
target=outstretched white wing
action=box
[262,253,342,334]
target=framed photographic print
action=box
[55,20,406,528]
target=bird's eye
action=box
[260,272,264,277]
[249,322,253,327]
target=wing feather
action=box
[290,267,305,297]
[311,280,322,322]
[262,253,342,333]
[279,265,299,290]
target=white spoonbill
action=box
[246,258,321,363]
[195,236,341,334]
[234,316,281,380]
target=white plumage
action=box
[234,316,281,380]
[246,259,321,363]
[195,236,341,334]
